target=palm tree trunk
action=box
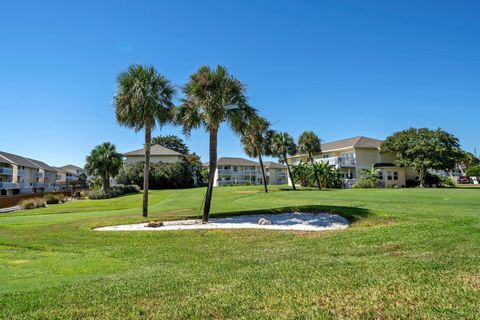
[309,152,321,190]
[143,120,152,218]
[285,153,296,190]
[258,153,268,193]
[419,168,426,188]
[203,128,218,223]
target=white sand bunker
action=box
[95,212,349,232]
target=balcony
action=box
[316,156,356,168]
[0,182,20,189]
[0,167,13,175]
[31,182,50,188]
[18,169,26,177]
[36,172,44,178]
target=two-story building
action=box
[287,136,417,188]
[123,144,184,164]
[55,164,85,186]
[209,157,288,187]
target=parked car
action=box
[457,176,470,184]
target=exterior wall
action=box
[214,165,262,186]
[266,168,288,185]
[377,167,406,188]
[354,148,381,178]
[125,155,181,164]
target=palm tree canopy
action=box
[298,131,322,155]
[176,65,256,135]
[84,142,123,180]
[114,64,176,131]
[271,132,297,162]
[241,116,274,158]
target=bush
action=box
[20,198,47,209]
[352,179,375,189]
[116,162,195,189]
[45,193,65,204]
[466,165,480,178]
[87,184,140,200]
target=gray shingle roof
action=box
[25,158,57,172]
[207,157,260,167]
[123,144,183,156]
[321,136,383,152]
[59,164,84,174]
[263,161,287,169]
[0,151,40,168]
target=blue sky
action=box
[1,0,479,166]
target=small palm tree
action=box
[312,161,334,188]
[176,65,256,223]
[241,116,274,193]
[271,132,297,190]
[291,161,311,187]
[298,131,322,190]
[361,165,380,188]
[85,142,123,191]
[114,64,176,218]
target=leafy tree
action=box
[114,64,175,217]
[116,162,194,189]
[466,165,480,178]
[361,165,380,188]
[151,135,190,155]
[176,65,256,222]
[298,131,322,190]
[241,116,274,193]
[461,151,480,169]
[381,128,462,187]
[312,161,335,188]
[271,132,297,190]
[84,142,123,191]
[291,162,311,187]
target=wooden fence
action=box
[0,191,72,209]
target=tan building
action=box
[210,157,287,187]
[123,145,183,164]
[54,164,85,186]
[287,136,417,188]
[0,151,59,196]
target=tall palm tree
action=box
[114,64,175,218]
[298,131,322,190]
[241,116,274,193]
[84,142,123,191]
[176,65,256,223]
[271,132,297,190]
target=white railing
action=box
[344,179,358,188]
[36,172,44,178]
[316,156,356,167]
[0,182,19,189]
[0,167,13,175]
[31,182,50,188]
[18,169,26,176]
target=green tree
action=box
[151,135,190,155]
[114,64,175,217]
[291,162,311,187]
[312,161,334,188]
[271,132,297,190]
[176,65,256,223]
[361,165,380,188]
[381,128,462,187]
[241,116,274,193]
[84,142,123,191]
[298,131,322,190]
[466,165,480,178]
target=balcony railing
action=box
[18,169,26,177]
[31,182,50,188]
[0,167,13,175]
[36,172,44,178]
[0,182,19,189]
[316,156,356,167]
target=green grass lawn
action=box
[1,186,479,319]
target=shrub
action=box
[352,179,374,189]
[466,165,480,178]
[20,198,47,209]
[45,193,65,204]
[87,184,140,200]
[116,162,195,189]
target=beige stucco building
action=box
[287,136,417,188]
[209,157,287,187]
[123,145,184,164]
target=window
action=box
[393,172,399,180]
[387,172,393,180]
[233,166,238,172]
[377,171,383,180]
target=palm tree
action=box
[361,165,380,188]
[291,161,311,187]
[114,64,175,218]
[176,65,256,223]
[298,131,322,190]
[85,142,123,191]
[241,116,274,193]
[271,132,297,190]
[312,161,333,188]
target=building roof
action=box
[208,157,260,167]
[321,136,383,152]
[0,151,40,168]
[59,164,84,174]
[26,158,57,172]
[263,161,287,169]
[123,144,183,157]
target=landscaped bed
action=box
[95,212,349,232]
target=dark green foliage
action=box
[116,162,194,189]
[87,185,140,200]
[151,135,189,155]
[44,194,65,204]
[381,128,462,187]
[84,142,123,191]
[291,162,343,188]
